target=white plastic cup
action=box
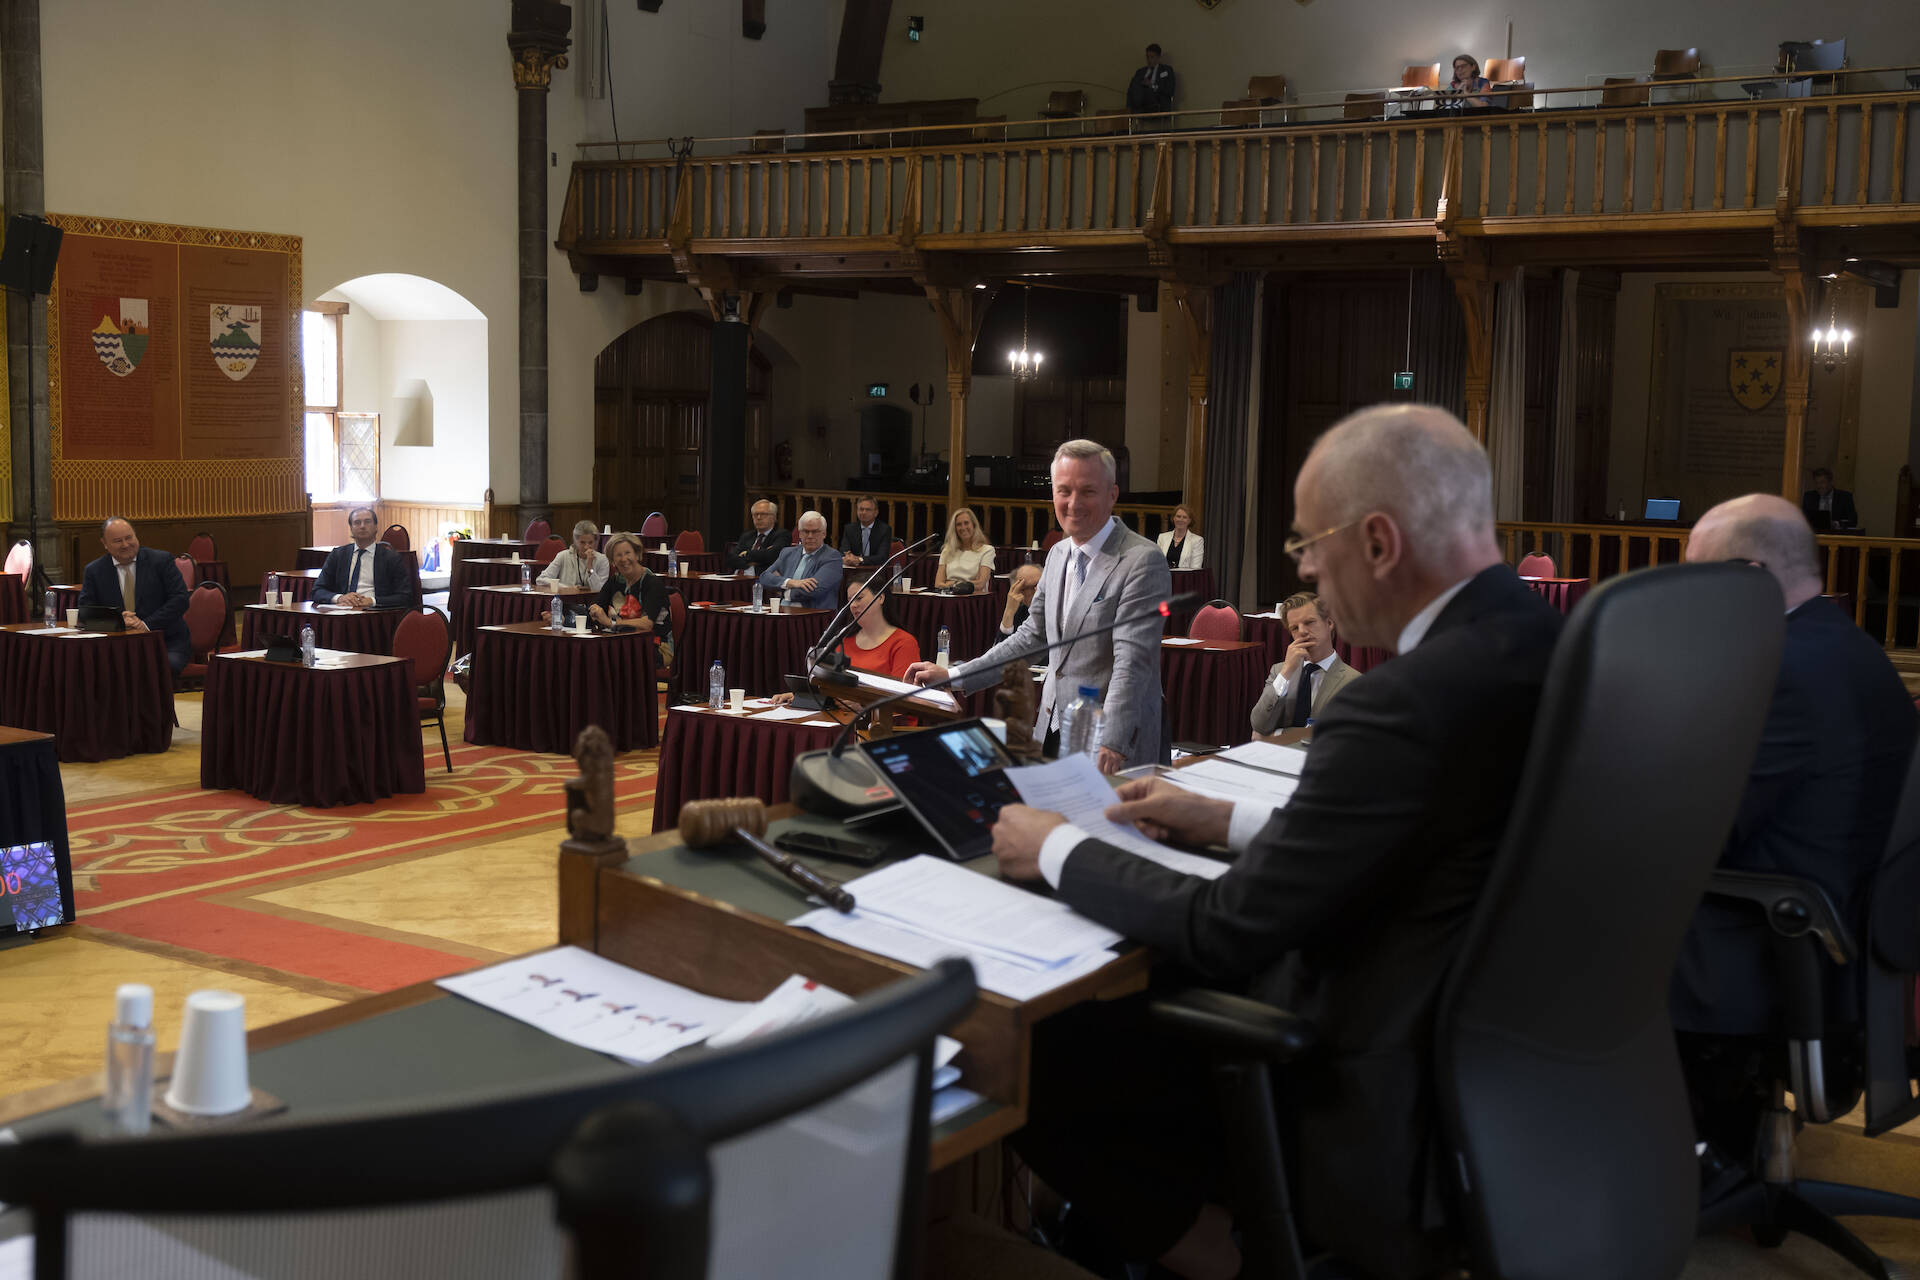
[603,524,612,534]
[164,990,251,1116]
[573,614,587,634]
[278,590,292,606]
[64,608,77,628]
[511,552,521,563]
[659,542,669,554]
[769,597,782,614]
[898,576,911,594]
[729,687,746,712]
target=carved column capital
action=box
[511,45,570,89]
[508,0,573,91]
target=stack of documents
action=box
[1163,740,1307,807]
[1006,754,1234,881]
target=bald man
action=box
[989,407,1562,1280]
[78,516,192,672]
[1672,495,1914,1042]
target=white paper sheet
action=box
[837,854,1123,965]
[705,973,961,1069]
[17,627,66,635]
[438,945,751,1064]
[1217,740,1311,776]
[1007,754,1233,881]
[1167,758,1300,808]
[848,667,959,710]
[1160,636,1205,646]
[792,906,1119,1001]
[751,706,821,722]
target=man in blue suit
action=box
[758,510,842,609]
[312,507,413,608]
[79,516,192,672]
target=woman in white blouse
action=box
[935,506,995,592]
[1155,503,1205,569]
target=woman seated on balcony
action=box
[1447,55,1494,107]
[934,506,995,594]
[1155,504,1206,570]
[586,533,674,667]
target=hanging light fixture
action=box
[1810,277,1853,374]
[1008,284,1044,381]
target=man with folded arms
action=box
[312,507,411,608]
[989,406,1562,1280]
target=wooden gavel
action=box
[679,798,857,913]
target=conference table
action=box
[0,623,174,762]
[240,602,409,656]
[664,570,756,607]
[0,725,68,866]
[201,650,426,808]
[642,549,721,576]
[464,620,660,753]
[259,568,324,604]
[0,576,23,624]
[450,558,539,654]
[875,588,998,667]
[1521,576,1592,614]
[650,703,847,832]
[674,602,831,700]
[1161,637,1265,746]
[456,583,594,656]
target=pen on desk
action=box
[679,797,857,913]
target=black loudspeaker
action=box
[859,404,911,479]
[0,216,62,295]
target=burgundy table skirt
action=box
[456,585,594,656]
[839,554,939,597]
[1522,577,1592,615]
[1164,567,1217,635]
[1162,639,1266,747]
[0,576,24,623]
[650,705,844,832]
[665,572,757,607]
[464,622,660,753]
[450,560,534,653]
[201,652,425,807]
[1242,613,1392,675]
[880,590,996,667]
[48,586,79,620]
[675,604,831,699]
[261,569,324,604]
[643,549,721,576]
[0,625,174,762]
[242,605,408,656]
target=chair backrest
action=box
[172,554,196,587]
[1041,529,1065,552]
[640,512,669,538]
[0,959,976,1280]
[1796,37,1846,73]
[1187,602,1243,643]
[1862,725,1920,1133]
[1343,91,1386,120]
[523,519,552,545]
[1402,63,1440,90]
[1245,74,1288,103]
[1652,47,1701,78]
[667,589,686,644]
[673,529,705,554]
[381,523,411,552]
[1434,564,1783,1280]
[183,582,228,658]
[1219,98,1260,128]
[1042,89,1086,117]
[1516,553,1556,578]
[890,539,905,558]
[1600,76,1651,107]
[392,606,453,689]
[536,536,565,566]
[970,115,1009,142]
[4,539,30,585]
[1484,56,1526,83]
[187,532,217,563]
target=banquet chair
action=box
[381,524,411,552]
[187,532,217,563]
[656,590,686,690]
[5,539,31,586]
[174,582,231,692]
[1401,63,1441,90]
[172,554,197,590]
[1517,552,1556,578]
[891,539,905,559]
[536,536,565,566]
[1601,76,1652,107]
[1039,88,1087,136]
[640,512,669,539]
[1343,91,1386,121]
[1042,530,1065,553]
[673,529,704,555]
[1188,600,1243,643]
[1146,563,1784,1279]
[523,518,552,546]
[0,958,977,1280]
[394,606,454,772]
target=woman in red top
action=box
[771,571,922,709]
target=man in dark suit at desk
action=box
[990,406,1563,1280]
[1126,43,1176,116]
[79,517,193,672]
[724,499,788,573]
[311,507,412,608]
[838,495,893,568]
[1801,467,1858,530]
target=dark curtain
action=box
[1201,273,1259,607]
[1409,268,1466,421]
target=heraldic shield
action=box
[91,298,149,378]
[1728,349,1782,412]
[209,304,261,382]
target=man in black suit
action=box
[311,507,412,608]
[79,517,192,672]
[723,499,787,573]
[990,406,1563,1280]
[1125,43,1176,116]
[838,495,893,568]
[1673,494,1913,1040]
[1801,467,1858,530]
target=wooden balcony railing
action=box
[762,487,1179,553]
[560,88,1920,258]
[1500,520,1920,649]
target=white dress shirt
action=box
[345,542,377,596]
[1269,651,1338,703]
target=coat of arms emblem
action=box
[209,304,261,382]
[90,299,148,377]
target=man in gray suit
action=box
[908,439,1170,774]
[1249,591,1359,734]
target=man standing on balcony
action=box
[1126,44,1176,123]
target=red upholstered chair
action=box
[1042,530,1065,552]
[673,529,705,554]
[173,554,197,588]
[523,518,552,546]
[1188,600,1243,643]
[536,536,565,566]
[891,539,905,558]
[640,512,669,539]
[656,590,687,687]
[188,532,217,563]
[393,606,454,772]
[4,540,31,586]
[380,524,410,552]
[174,582,230,691]
[1517,553,1557,578]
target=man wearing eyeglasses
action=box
[985,406,1562,1280]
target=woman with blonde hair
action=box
[934,505,995,593]
[1155,504,1205,570]
[587,533,674,667]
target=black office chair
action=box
[1148,562,1785,1279]
[0,958,976,1280]
[1693,727,1920,1279]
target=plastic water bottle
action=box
[549,594,564,630]
[300,623,316,668]
[44,589,55,624]
[936,625,951,667]
[667,548,679,577]
[751,581,764,612]
[1066,685,1103,758]
[102,984,154,1136]
[266,571,279,601]
[708,658,726,710]
[520,561,532,590]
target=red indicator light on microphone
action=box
[1158,601,1170,616]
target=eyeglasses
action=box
[1282,518,1363,564]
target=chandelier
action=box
[1810,279,1852,374]
[1008,285,1044,381]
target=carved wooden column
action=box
[923,282,994,523]
[1445,251,1496,445]
[1169,281,1213,527]
[508,1,571,531]
[1773,236,1813,500]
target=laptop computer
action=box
[858,720,1022,862]
[76,605,125,633]
[1644,498,1681,523]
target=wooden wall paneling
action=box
[59,511,308,603]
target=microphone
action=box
[804,530,941,673]
[788,591,1200,817]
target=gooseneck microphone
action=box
[805,530,942,675]
[787,591,1199,817]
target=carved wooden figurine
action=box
[565,725,617,844]
[992,658,1043,762]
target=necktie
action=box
[861,526,870,557]
[1291,663,1319,728]
[352,549,366,596]
[119,562,135,611]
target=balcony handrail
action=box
[575,64,1920,159]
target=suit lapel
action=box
[1068,528,1126,633]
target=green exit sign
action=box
[867,383,889,397]
[1392,371,1414,391]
